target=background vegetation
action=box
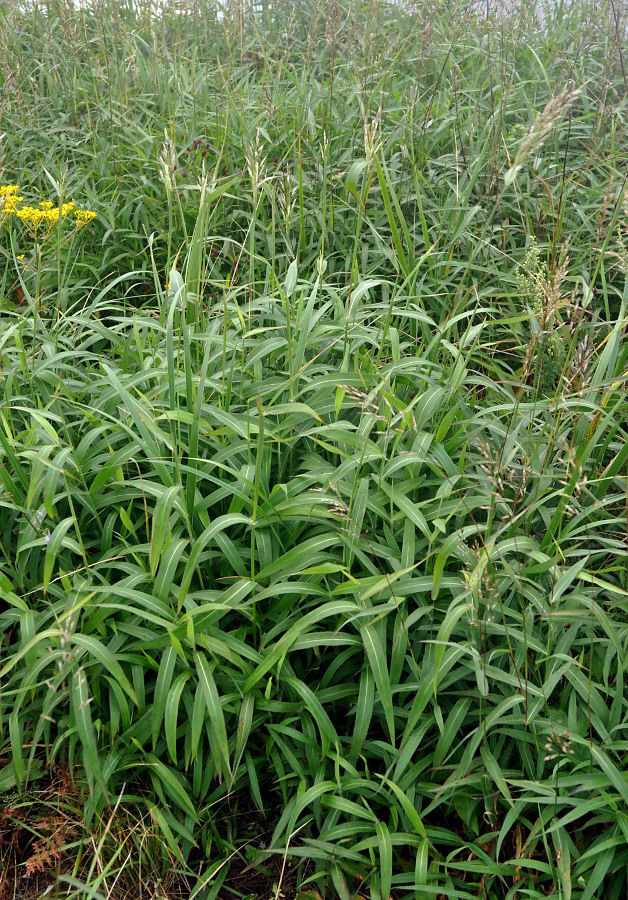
[1,0,628,897]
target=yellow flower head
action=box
[2,186,95,238]
[0,185,23,227]
[74,208,97,229]
[15,199,77,237]
[16,205,49,236]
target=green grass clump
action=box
[1,0,628,897]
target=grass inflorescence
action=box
[0,0,628,897]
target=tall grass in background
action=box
[1,0,628,896]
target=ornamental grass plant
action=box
[0,0,628,898]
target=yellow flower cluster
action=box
[16,200,76,237]
[74,208,97,229]
[0,185,21,201]
[0,185,23,227]
[0,184,97,239]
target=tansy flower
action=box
[74,208,97,229]
[3,188,95,238]
[16,205,52,237]
[16,200,76,237]
[0,185,23,227]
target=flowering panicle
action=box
[516,237,578,395]
[158,128,177,194]
[505,87,580,185]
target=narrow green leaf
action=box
[285,259,298,297]
[43,516,75,593]
[71,634,138,706]
[195,652,231,778]
[165,672,191,764]
[146,753,197,821]
[152,645,178,749]
[361,624,395,747]
[232,691,254,784]
[376,819,393,900]
[72,667,109,801]
[150,485,180,578]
